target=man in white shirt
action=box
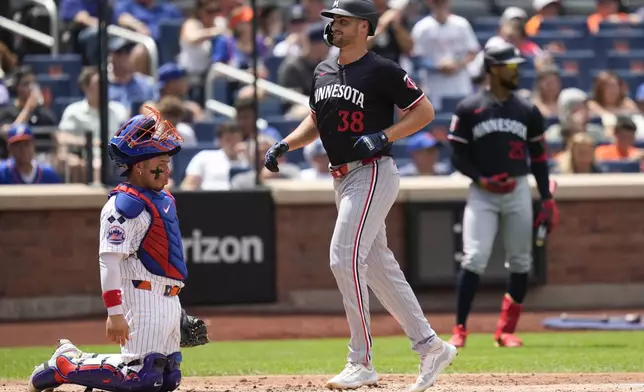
[57,66,130,183]
[179,120,244,190]
[411,0,479,111]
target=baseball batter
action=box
[28,107,189,392]
[447,42,559,348]
[264,1,456,390]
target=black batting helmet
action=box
[321,0,379,46]
[483,41,526,71]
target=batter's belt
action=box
[329,156,382,179]
[131,279,182,297]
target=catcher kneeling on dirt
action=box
[27,108,209,392]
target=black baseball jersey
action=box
[309,51,425,166]
[447,90,546,177]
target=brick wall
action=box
[3,199,644,300]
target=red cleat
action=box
[448,324,467,348]
[495,333,524,347]
[494,294,524,347]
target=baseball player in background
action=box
[447,42,559,348]
[28,107,191,392]
[264,0,457,390]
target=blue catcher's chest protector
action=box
[108,183,187,281]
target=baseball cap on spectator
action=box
[501,7,528,23]
[614,116,637,134]
[109,37,136,53]
[287,5,306,23]
[407,132,439,153]
[7,124,34,144]
[229,6,253,30]
[533,0,559,11]
[304,138,326,162]
[307,23,326,43]
[158,63,187,90]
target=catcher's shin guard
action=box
[160,352,182,392]
[55,352,167,392]
[28,362,64,392]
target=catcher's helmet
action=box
[483,41,525,71]
[321,0,379,47]
[108,106,183,175]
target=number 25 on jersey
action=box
[338,110,364,133]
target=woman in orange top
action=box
[587,0,633,34]
[525,0,562,36]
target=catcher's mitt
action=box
[180,309,210,348]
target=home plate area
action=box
[5,374,644,392]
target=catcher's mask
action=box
[108,106,183,176]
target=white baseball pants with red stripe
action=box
[330,156,436,365]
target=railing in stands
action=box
[28,0,60,55]
[205,98,269,130]
[205,62,309,107]
[0,15,56,53]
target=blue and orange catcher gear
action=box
[108,106,183,175]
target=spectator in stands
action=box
[0,65,57,129]
[525,0,562,36]
[546,87,607,144]
[588,71,641,118]
[259,5,285,51]
[499,19,543,58]
[211,6,269,79]
[157,63,204,122]
[0,67,10,106]
[398,132,447,176]
[278,23,328,118]
[300,138,332,180]
[157,96,198,147]
[234,96,283,141]
[411,0,479,111]
[0,124,62,184]
[531,66,562,118]
[553,132,604,174]
[231,133,301,188]
[178,0,227,80]
[180,120,245,190]
[369,0,413,64]
[595,116,643,162]
[60,0,119,65]
[115,0,183,75]
[302,0,327,23]
[107,38,157,112]
[587,0,635,34]
[272,5,308,58]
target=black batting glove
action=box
[352,131,389,160]
[264,141,289,172]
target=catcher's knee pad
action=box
[55,352,167,392]
[160,352,182,392]
[28,361,64,392]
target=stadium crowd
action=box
[1,0,644,187]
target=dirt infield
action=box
[4,373,644,392]
[3,309,643,347]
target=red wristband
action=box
[102,290,122,308]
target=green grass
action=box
[1,332,643,380]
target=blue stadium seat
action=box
[544,116,559,128]
[473,16,500,33]
[598,160,641,173]
[171,144,217,184]
[52,96,82,121]
[210,78,230,104]
[538,17,589,36]
[546,141,564,156]
[533,31,588,51]
[158,20,183,65]
[265,117,299,137]
[36,74,73,105]
[258,95,283,118]
[131,101,144,115]
[605,50,644,73]
[476,31,496,48]
[593,30,644,53]
[264,56,284,83]
[597,21,644,33]
[22,54,83,81]
[441,96,465,113]
[193,121,217,143]
[551,50,596,74]
[520,70,579,91]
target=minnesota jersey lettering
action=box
[314,84,365,108]
[472,118,528,140]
